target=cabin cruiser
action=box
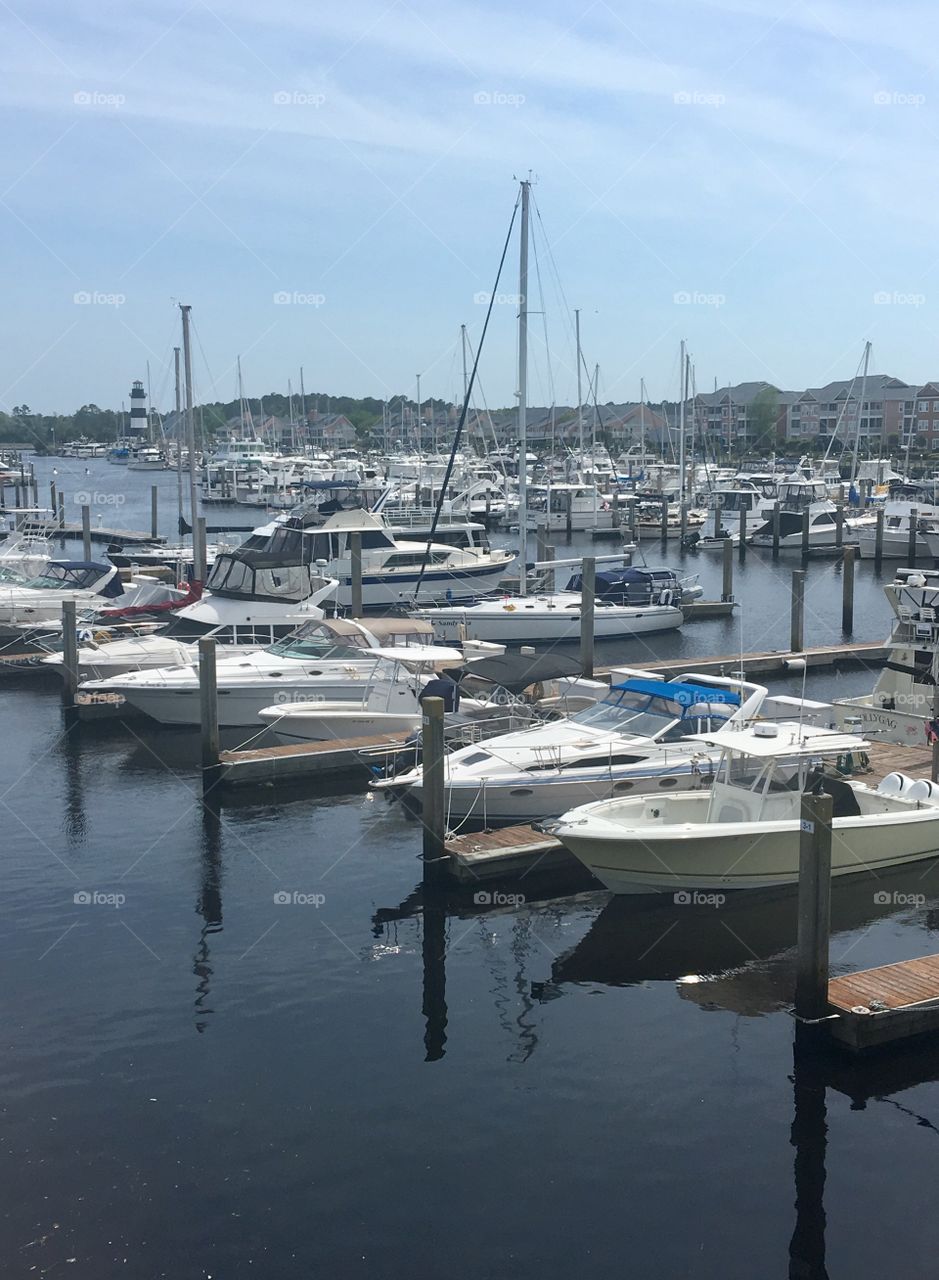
[547,721,939,893]
[410,590,683,644]
[0,561,125,640]
[42,548,339,682]
[81,616,436,726]
[376,672,768,822]
[127,447,167,471]
[833,567,939,743]
[257,645,532,744]
[750,472,876,549]
[855,504,939,559]
[240,507,515,609]
[517,483,616,533]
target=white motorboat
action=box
[81,615,436,726]
[749,473,876,549]
[833,567,939,744]
[410,592,682,645]
[548,721,939,893]
[42,549,339,682]
[127,447,167,471]
[854,503,939,559]
[0,560,125,640]
[244,507,515,609]
[256,645,529,743]
[376,672,769,822]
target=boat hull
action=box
[556,795,939,893]
[415,603,683,644]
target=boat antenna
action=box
[412,188,521,599]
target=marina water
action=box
[4,459,938,1277]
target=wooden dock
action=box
[600,640,886,681]
[441,740,936,884]
[21,520,162,546]
[444,824,579,884]
[217,731,412,787]
[829,955,939,1050]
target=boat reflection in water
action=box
[548,857,939,1017]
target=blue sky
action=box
[3,0,939,416]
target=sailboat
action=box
[411,180,682,646]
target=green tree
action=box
[748,388,779,451]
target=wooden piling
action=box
[834,502,844,549]
[350,531,363,617]
[81,504,92,562]
[791,568,805,652]
[721,537,734,602]
[801,508,811,559]
[679,502,688,543]
[198,637,220,780]
[150,485,159,541]
[712,496,721,540]
[565,491,573,537]
[57,494,65,530]
[61,599,78,703]
[738,503,747,561]
[626,498,637,544]
[772,500,781,556]
[49,481,57,525]
[421,696,447,882]
[908,507,918,566]
[874,505,885,566]
[933,683,939,786]
[795,791,834,1023]
[660,498,668,544]
[842,546,855,635]
[579,555,596,679]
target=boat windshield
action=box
[569,685,733,741]
[267,621,372,661]
[18,564,104,590]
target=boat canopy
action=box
[462,650,582,692]
[610,677,741,707]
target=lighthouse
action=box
[129,379,148,438]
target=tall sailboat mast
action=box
[174,346,183,530]
[851,339,871,485]
[575,307,583,473]
[517,178,530,597]
[678,339,687,503]
[179,303,206,580]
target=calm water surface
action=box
[3,460,938,1278]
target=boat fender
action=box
[503,603,516,612]
[93,629,111,645]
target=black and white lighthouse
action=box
[129,379,148,437]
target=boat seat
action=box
[817,773,862,819]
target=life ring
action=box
[659,588,673,606]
